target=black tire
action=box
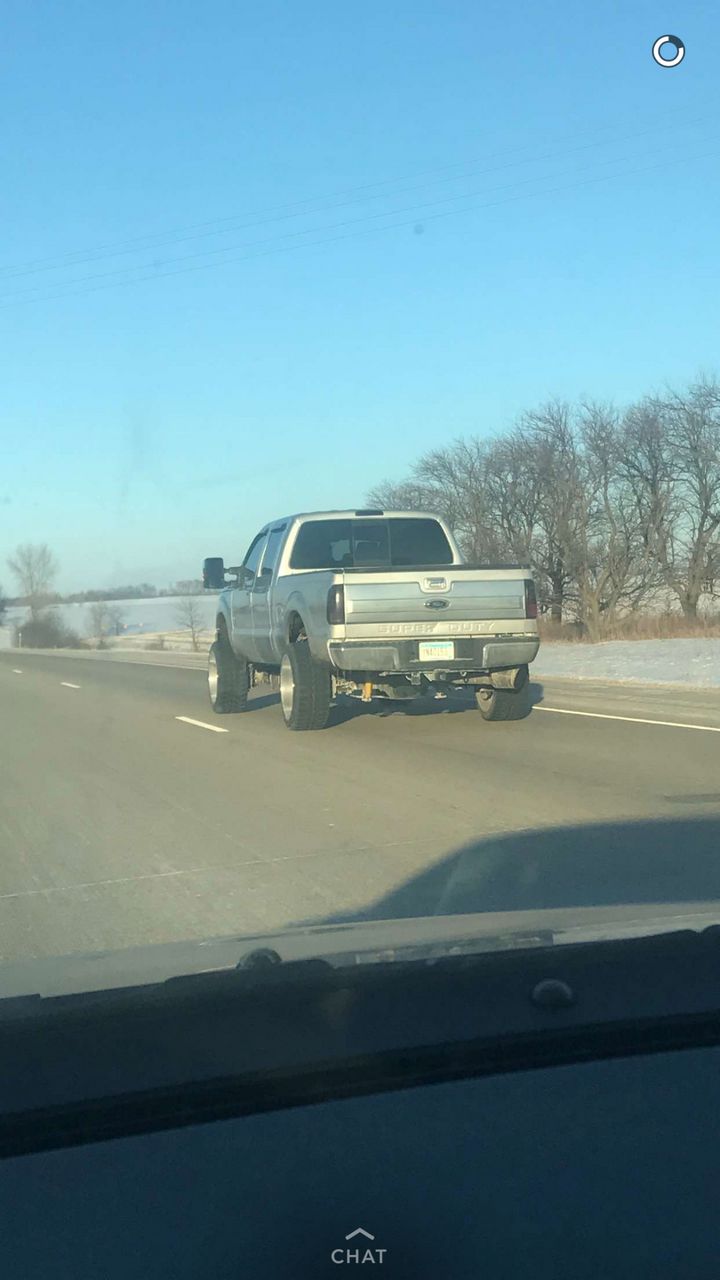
[208,628,250,714]
[476,675,531,722]
[279,641,331,730]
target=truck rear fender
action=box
[282,586,313,647]
[285,609,306,644]
[281,586,333,664]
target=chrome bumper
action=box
[327,635,540,673]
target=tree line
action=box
[3,579,205,608]
[368,376,720,638]
[1,546,207,649]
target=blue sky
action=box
[1,0,718,591]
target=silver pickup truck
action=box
[202,509,539,730]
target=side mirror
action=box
[203,557,226,590]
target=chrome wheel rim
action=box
[208,648,219,705]
[280,653,294,720]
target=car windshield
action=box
[1,5,719,1000]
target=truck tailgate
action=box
[341,567,528,631]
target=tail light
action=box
[524,579,538,619]
[327,585,345,625]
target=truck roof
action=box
[265,509,443,528]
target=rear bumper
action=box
[326,634,540,674]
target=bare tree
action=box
[483,435,543,563]
[175,596,205,651]
[87,601,113,648]
[107,604,125,637]
[371,440,509,562]
[619,379,720,618]
[619,395,677,591]
[510,402,586,623]
[7,543,58,619]
[366,478,437,514]
[662,377,720,615]
[414,439,506,560]
[365,378,720,631]
[0,583,8,626]
[367,404,648,628]
[570,403,660,638]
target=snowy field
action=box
[2,596,720,687]
[533,638,720,688]
[3,595,218,637]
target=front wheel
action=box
[476,676,531,722]
[208,635,250,713]
[279,641,332,730]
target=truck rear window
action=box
[290,518,454,569]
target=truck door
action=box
[231,530,267,660]
[250,524,286,663]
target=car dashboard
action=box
[1,927,719,1279]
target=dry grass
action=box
[539,612,720,643]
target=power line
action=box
[0,102,715,283]
[2,127,718,303]
[2,145,715,311]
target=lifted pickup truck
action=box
[203,509,539,730]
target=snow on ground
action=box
[4,595,218,636]
[533,638,720,688]
[3,597,720,687]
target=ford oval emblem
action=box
[426,599,450,610]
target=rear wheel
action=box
[476,673,531,721]
[279,641,332,730]
[208,627,250,714]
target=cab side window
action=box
[254,526,285,592]
[242,532,268,588]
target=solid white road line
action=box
[175,715,228,734]
[60,681,81,689]
[12,669,23,674]
[535,706,720,733]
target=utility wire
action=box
[2,128,718,302]
[2,130,717,301]
[2,145,714,311]
[0,102,714,282]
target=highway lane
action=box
[1,650,719,965]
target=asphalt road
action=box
[1,649,720,964]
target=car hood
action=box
[3,900,720,999]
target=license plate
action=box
[418,641,455,662]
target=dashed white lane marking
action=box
[60,681,81,689]
[175,715,228,734]
[534,705,720,733]
[12,669,23,674]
